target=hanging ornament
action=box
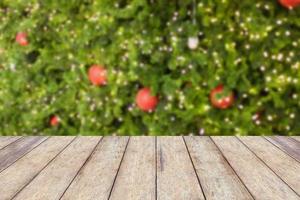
[188,0,199,50]
[16,32,29,46]
[188,37,199,50]
[136,87,159,112]
[210,84,234,109]
[50,116,60,127]
[88,65,107,86]
[279,0,300,9]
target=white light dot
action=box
[285,31,291,36]
[290,113,295,119]
[276,20,283,25]
[267,115,273,121]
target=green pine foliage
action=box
[0,0,299,135]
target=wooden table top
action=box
[0,136,299,200]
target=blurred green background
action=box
[0,0,299,135]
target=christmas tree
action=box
[0,0,299,135]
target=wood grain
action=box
[110,137,156,200]
[0,136,75,200]
[0,137,22,150]
[292,137,300,142]
[266,136,300,162]
[60,137,129,200]
[13,137,100,200]
[0,136,47,172]
[0,136,299,199]
[239,136,300,195]
[212,136,299,200]
[156,137,205,200]
[184,136,253,200]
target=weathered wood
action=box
[0,137,22,150]
[60,137,129,200]
[184,136,253,200]
[0,136,47,172]
[266,136,300,162]
[239,137,300,195]
[13,137,100,200]
[292,136,300,143]
[0,136,75,200]
[0,136,299,199]
[212,136,299,200]
[110,137,156,200]
[156,137,205,200]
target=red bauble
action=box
[279,0,300,9]
[88,65,107,86]
[50,116,60,127]
[16,32,29,46]
[136,87,159,112]
[210,85,234,109]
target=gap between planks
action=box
[3,137,76,200]
[0,136,48,173]
[1,136,299,200]
[0,136,23,150]
[212,136,300,200]
[265,136,300,163]
[12,137,102,200]
[237,137,300,197]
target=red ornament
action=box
[16,32,29,46]
[279,0,300,9]
[136,87,159,112]
[88,65,107,86]
[89,65,107,86]
[50,116,60,127]
[210,84,234,109]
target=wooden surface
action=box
[156,137,205,200]
[0,136,299,200]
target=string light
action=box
[0,0,299,135]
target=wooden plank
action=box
[239,137,300,195]
[60,136,129,200]
[292,136,300,143]
[212,136,299,200]
[13,137,101,200]
[266,136,300,162]
[110,137,156,200]
[184,136,253,200]
[156,137,205,200]
[0,137,22,150]
[0,136,75,200]
[0,136,47,172]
